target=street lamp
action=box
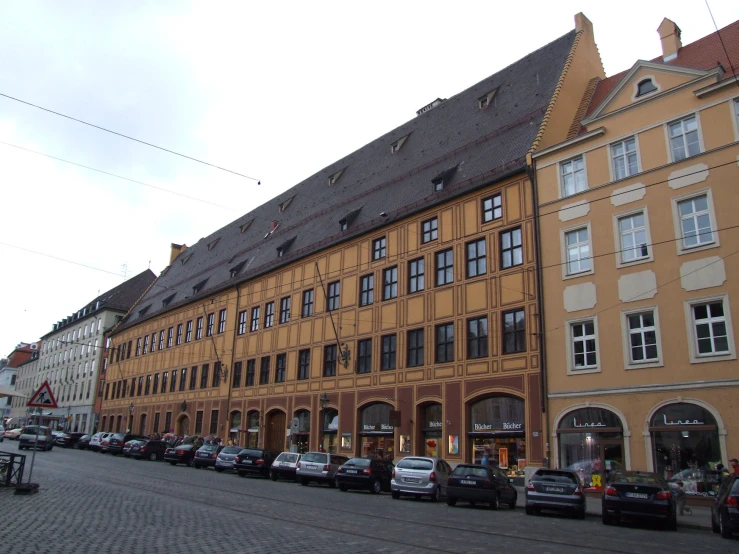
[128,402,134,433]
[319,393,329,453]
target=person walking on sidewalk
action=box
[730,458,739,475]
[674,481,692,516]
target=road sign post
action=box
[17,381,59,493]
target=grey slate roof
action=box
[117,30,577,333]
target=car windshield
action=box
[221,447,241,454]
[534,470,578,484]
[396,458,433,470]
[452,466,488,478]
[277,453,299,463]
[344,458,371,468]
[301,453,326,463]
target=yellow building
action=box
[101,14,604,468]
[533,19,739,491]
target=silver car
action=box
[214,446,242,472]
[296,452,348,487]
[391,456,452,501]
[271,452,302,481]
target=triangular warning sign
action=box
[27,380,58,409]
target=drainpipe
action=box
[226,287,241,442]
[526,156,550,468]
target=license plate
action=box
[221,461,233,466]
[460,480,476,485]
[280,462,290,467]
[625,492,649,499]
[545,487,565,493]
[308,464,318,470]
[347,470,358,474]
[404,477,421,483]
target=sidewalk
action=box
[514,486,713,531]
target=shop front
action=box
[468,396,526,474]
[265,410,286,452]
[292,410,310,453]
[321,408,338,453]
[229,411,242,445]
[245,411,259,448]
[649,402,722,495]
[419,403,442,457]
[359,403,395,460]
[557,407,625,490]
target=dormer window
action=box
[138,305,151,318]
[433,178,444,192]
[207,238,220,251]
[278,196,295,213]
[478,88,498,110]
[229,260,246,278]
[181,253,193,265]
[192,278,208,294]
[161,294,176,308]
[339,219,348,231]
[328,168,345,187]
[338,207,361,232]
[276,236,296,258]
[277,247,284,257]
[239,219,254,234]
[390,134,410,154]
[636,78,657,97]
[431,165,459,193]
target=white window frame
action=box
[683,293,737,364]
[665,113,704,163]
[620,306,663,369]
[670,188,719,255]
[565,315,601,375]
[609,135,641,181]
[730,97,739,142]
[560,222,594,279]
[631,75,661,100]
[613,207,653,268]
[558,155,588,198]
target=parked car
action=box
[99,434,113,453]
[391,456,452,502]
[0,424,4,441]
[446,464,517,509]
[4,428,24,440]
[668,468,722,496]
[336,458,394,494]
[107,433,146,455]
[602,471,676,530]
[130,439,167,461]
[89,432,112,452]
[270,452,302,481]
[215,446,242,472]
[18,425,54,451]
[234,448,279,478]
[525,468,586,518]
[296,452,349,487]
[711,473,739,539]
[76,434,92,450]
[194,444,225,469]
[123,439,146,457]
[54,432,86,448]
[164,444,197,467]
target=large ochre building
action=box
[100,14,604,468]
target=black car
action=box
[107,433,146,455]
[164,443,197,467]
[525,468,586,519]
[130,439,167,461]
[712,473,739,538]
[602,471,676,530]
[335,458,394,494]
[194,444,225,469]
[234,448,279,478]
[76,434,92,450]
[55,432,86,448]
[446,464,518,509]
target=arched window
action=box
[636,78,657,97]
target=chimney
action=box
[574,12,593,35]
[169,243,187,265]
[657,18,682,62]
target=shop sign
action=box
[362,423,394,432]
[428,421,442,428]
[572,419,606,428]
[472,422,522,431]
[661,415,704,426]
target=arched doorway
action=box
[176,414,190,436]
[359,403,395,460]
[139,413,147,436]
[468,395,525,470]
[265,410,286,452]
[417,403,442,457]
[229,411,242,445]
[649,402,721,490]
[292,410,311,453]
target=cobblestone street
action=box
[0,442,731,553]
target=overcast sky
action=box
[0,1,736,357]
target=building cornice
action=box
[531,127,606,159]
[548,378,739,398]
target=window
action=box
[135,338,141,356]
[359,274,374,306]
[179,368,187,391]
[160,372,168,394]
[250,307,260,332]
[218,309,227,333]
[195,411,203,434]
[275,354,286,383]
[200,364,209,388]
[144,375,151,395]
[231,362,242,388]
[502,309,526,354]
[435,249,453,286]
[264,302,274,328]
[466,239,486,278]
[196,317,203,340]
[691,300,730,357]
[407,329,424,367]
[565,227,591,275]
[467,317,489,358]
[296,349,310,380]
[327,281,340,312]
[560,156,587,197]
[279,297,291,323]
[626,310,659,364]
[383,267,398,300]
[611,137,638,179]
[570,320,598,371]
[422,218,438,243]
[500,227,523,269]
[189,366,197,390]
[482,194,502,222]
[435,323,454,363]
[170,370,177,393]
[381,335,397,370]
[153,373,159,393]
[669,116,700,161]
[206,313,214,337]
[618,212,649,263]
[636,78,657,97]
[185,320,192,342]
[302,290,314,317]
[137,376,143,396]
[209,410,219,435]
[155,332,162,351]
[167,327,173,348]
[678,194,714,249]
[356,339,372,374]
[246,360,255,386]
[259,357,270,385]
[142,335,149,354]
[408,258,425,293]
[176,324,183,345]
[373,237,386,260]
[323,345,337,377]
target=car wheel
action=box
[446,496,457,507]
[602,512,613,525]
[169,461,177,466]
[469,501,476,508]
[238,471,246,477]
[188,458,195,468]
[370,480,381,495]
[720,514,732,539]
[666,513,677,531]
[194,464,201,469]
[575,508,586,520]
[328,478,337,489]
[489,493,499,510]
[508,493,517,510]
[216,468,224,473]
[712,512,721,533]
[339,484,348,492]
[430,486,440,503]
[300,478,309,486]
[149,453,157,462]
[391,490,400,500]
[525,505,534,516]
[270,471,278,481]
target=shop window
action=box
[421,403,442,457]
[469,396,525,473]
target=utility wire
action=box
[704,0,739,86]
[0,91,260,181]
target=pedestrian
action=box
[674,481,691,516]
[730,458,739,475]
[481,447,492,465]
